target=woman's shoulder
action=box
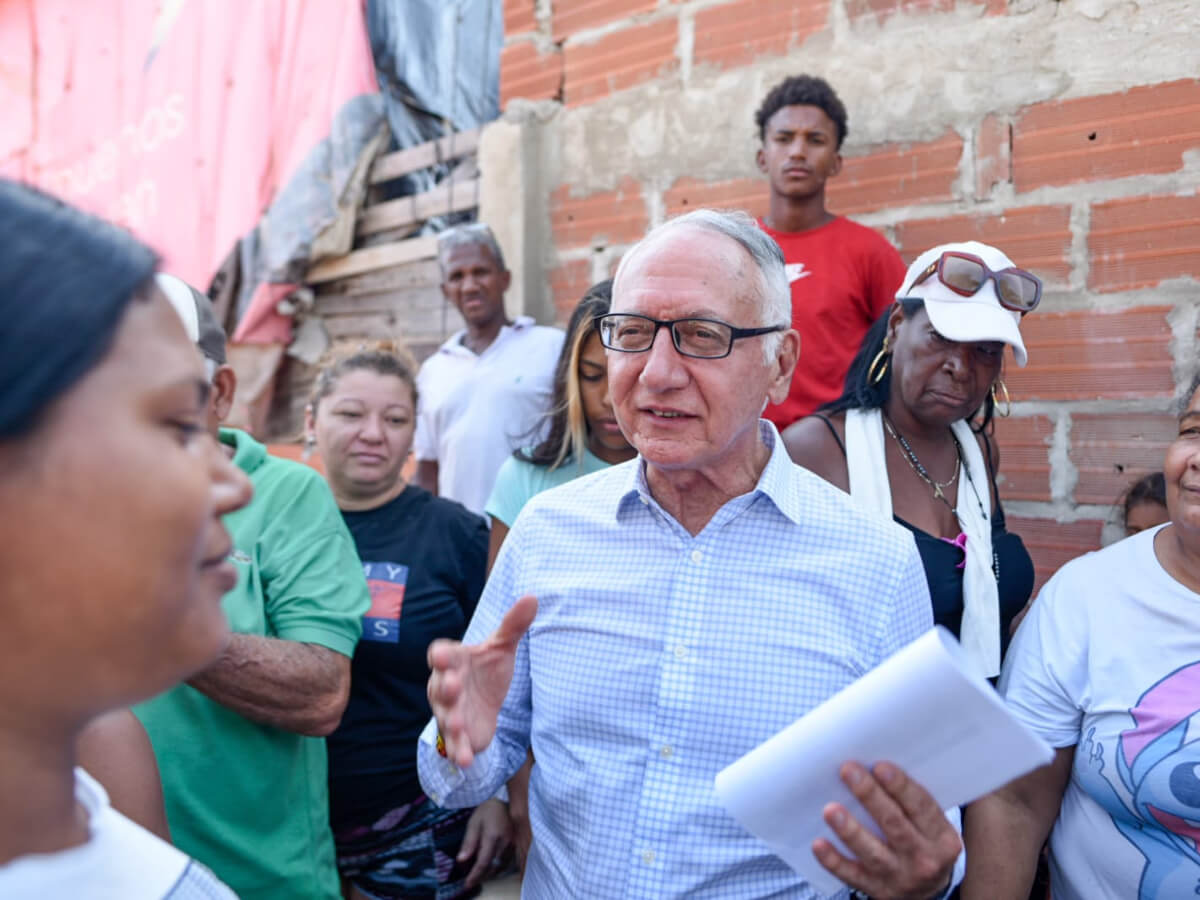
[393,485,487,537]
[492,452,554,499]
[516,456,632,518]
[495,450,540,479]
[783,410,845,451]
[5,769,235,899]
[782,411,849,489]
[486,454,542,528]
[1039,529,1157,606]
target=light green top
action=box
[135,428,369,900]
[485,447,613,527]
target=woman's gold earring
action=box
[867,337,891,385]
[992,380,1012,417]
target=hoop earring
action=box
[991,380,1012,417]
[867,337,891,385]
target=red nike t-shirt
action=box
[759,217,907,429]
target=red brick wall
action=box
[498,1,1200,592]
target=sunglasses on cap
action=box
[909,251,1042,314]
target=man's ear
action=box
[499,268,512,294]
[755,146,767,175]
[829,151,843,178]
[210,365,237,425]
[767,330,800,407]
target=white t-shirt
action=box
[414,317,563,516]
[0,768,236,899]
[1000,525,1200,900]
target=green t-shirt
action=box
[484,447,613,527]
[135,428,369,900]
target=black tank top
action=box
[813,414,1035,659]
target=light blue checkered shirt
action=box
[419,423,936,898]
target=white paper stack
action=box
[714,626,1052,897]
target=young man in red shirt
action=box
[756,75,907,429]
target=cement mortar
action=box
[1167,296,1200,398]
[479,107,558,321]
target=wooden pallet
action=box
[269,129,480,441]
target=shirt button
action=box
[690,549,702,564]
[642,850,656,865]
[660,744,673,759]
[639,495,650,506]
[673,644,688,660]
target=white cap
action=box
[154,272,227,364]
[896,241,1029,367]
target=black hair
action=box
[1121,472,1167,524]
[755,75,849,149]
[0,180,159,439]
[821,297,998,433]
[518,280,614,469]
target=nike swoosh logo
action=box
[786,263,812,283]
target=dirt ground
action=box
[479,873,521,898]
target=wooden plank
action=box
[322,312,404,340]
[306,235,438,284]
[321,318,459,347]
[358,224,422,248]
[323,304,463,341]
[264,357,315,443]
[369,128,481,185]
[314,258,442,298]
[408,340,442,365]
[357,177,479,237]
[328,309,463,340]
[315,284,444,316]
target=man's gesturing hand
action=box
[427,595,538,768]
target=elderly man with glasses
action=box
[418,209,963,900]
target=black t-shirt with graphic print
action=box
[327,485,488,829]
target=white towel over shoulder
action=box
[844,408,1000,678]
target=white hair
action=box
[437,222,507,275]
[613,209,791,362]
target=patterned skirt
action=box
[334,793,480,900]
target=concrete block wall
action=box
[488,0,1200,589]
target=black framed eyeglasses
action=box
[595,313,787,360]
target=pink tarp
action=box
[0,0,377,342]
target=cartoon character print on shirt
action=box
[361,561,408,643]
[1079,661,1200,898]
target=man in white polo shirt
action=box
[413,224,564,516]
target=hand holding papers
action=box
[715,627,1053,897]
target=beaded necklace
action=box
[881,413,988,521]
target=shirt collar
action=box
[614,419,804,527]
[752,419,807,527]
[438,315,536,357]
